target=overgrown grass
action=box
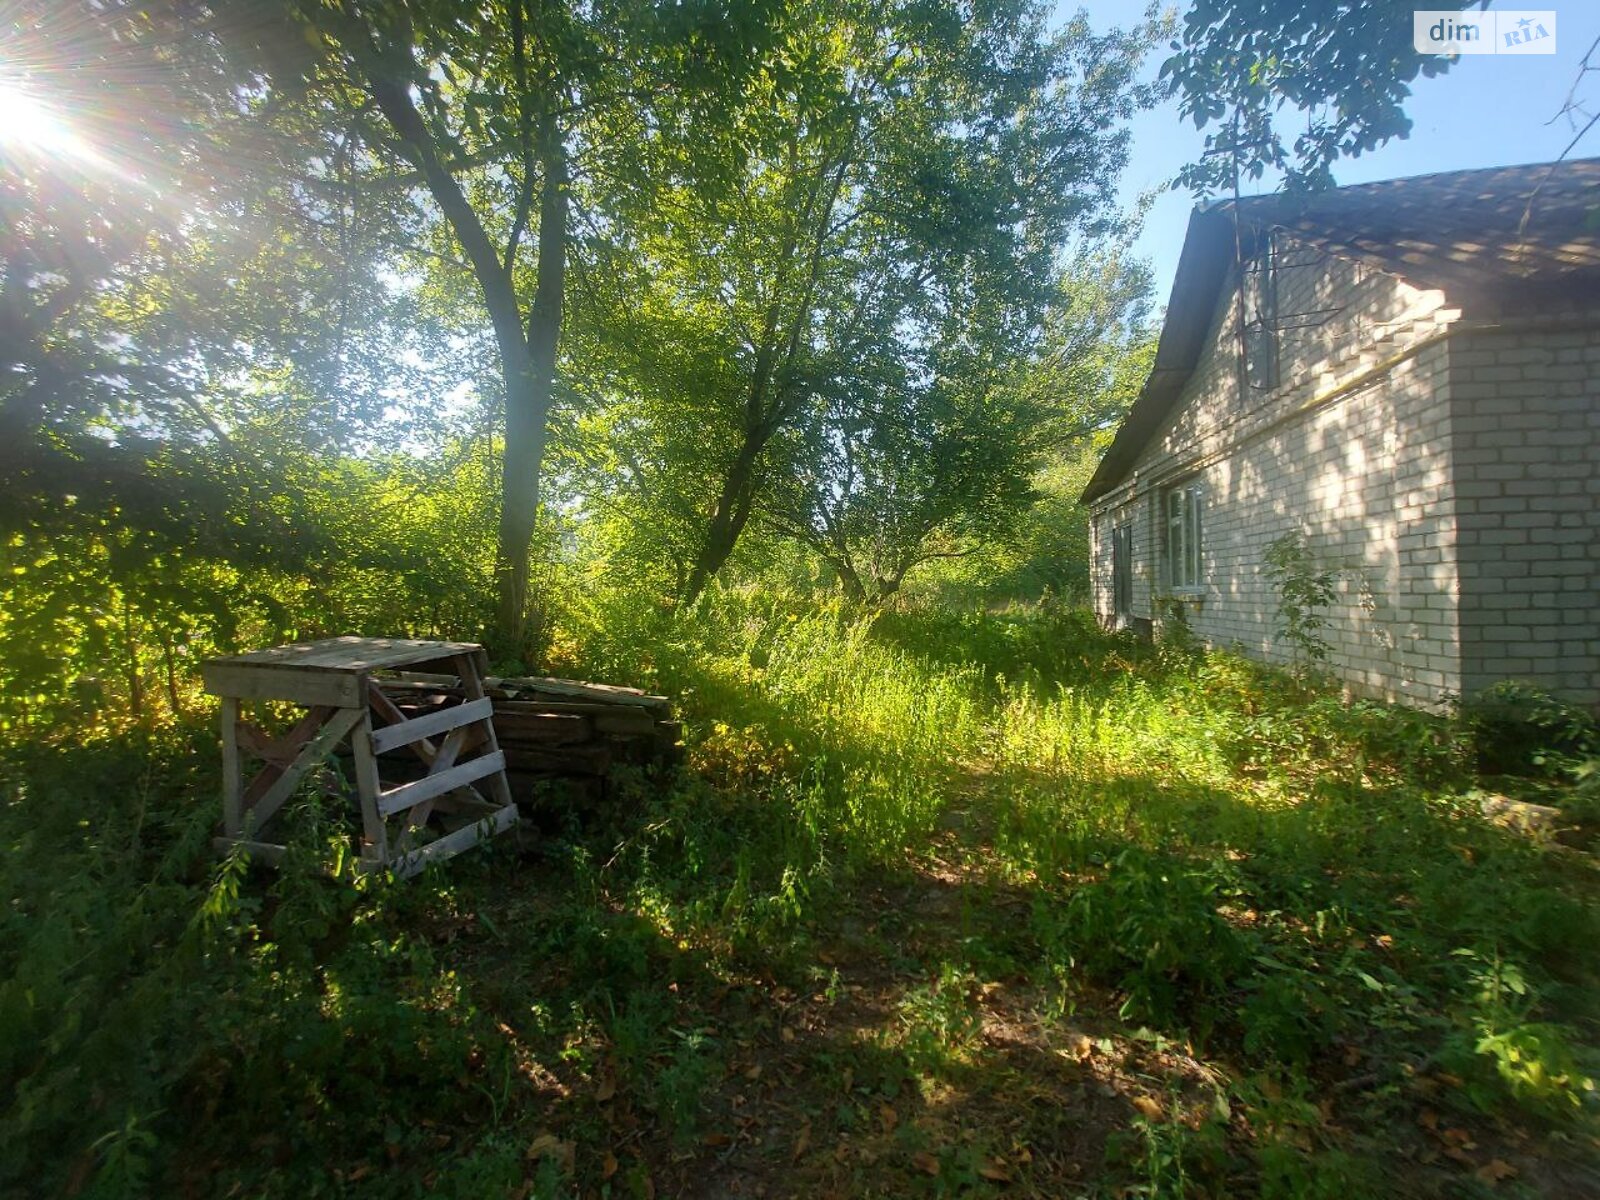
[3,598,1597,1197]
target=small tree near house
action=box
[1263,529,1339,673]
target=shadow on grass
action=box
[6,644,1599,1200]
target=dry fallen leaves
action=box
[878,1103,899,1134]
[1132,1095,1164,1120]
[601,1152,619,1180]
[912,1151,941,1176]
[1441,1128,1478,1150]
[1476,1159,1519,1185]
[525,1133,575,1175]
[978,1158,1012,1183]
[792,1119,812,1163]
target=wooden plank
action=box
[457,652,515,811]
[206,637,483,673]
[237,721,313,768]
[383,803,518,880]
[394,726,468,850]
[374,680,460,698]
[491,713,593,743]
[370,698,493,755]
[239,707,337,809]
[351,712,388,864]
[593,709,661,736]
[368,683,439,766]
[243,707,365,837]
[220,697,243,838]
[494,700,665,717]
[501,744,613,776]
[432,789,499,815]
[201,661,363,708]
[212,836,287,866]
[377,751,507,818]
[497,676,670,709]
[380,671,462,688]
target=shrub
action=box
[1051,848,1248,1034]
[1463,680,1599,776]
[1262,529,1339,671]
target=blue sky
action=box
[1065,2,1600,304]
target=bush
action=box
[1049,848,1249,1035]
[1464,680,1599,777]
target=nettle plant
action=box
[1263,530,1339,671]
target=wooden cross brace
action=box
[207,639,517,877]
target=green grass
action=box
[3,598,1597,1198]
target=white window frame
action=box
[1165,483,1204,594]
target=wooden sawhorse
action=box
[201,637,517,878]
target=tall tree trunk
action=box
[682,434,762,605]
[834,561,867,603]
[497,120,567,651]
[121,596,144,723]
[678,145,854,607]
[364,57,568,658]
[158,626,183,718]
[495,335,541,651]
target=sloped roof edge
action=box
[1080,157,1600,506]
[1080,206,1233,505]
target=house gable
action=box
[1085,157,1600,708]
[1086,157,1600,506]
[1087,230,1461,704]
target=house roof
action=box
[1081,157,1600,505]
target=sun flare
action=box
[0,78,114,172]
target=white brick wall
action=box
[1091,234,1600,708]
[1450,323,1600,703]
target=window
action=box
[1165,483,1203,592]
[1241,238,1279,392]
[1111,524,1133,619]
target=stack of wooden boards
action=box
[376,671,682,795]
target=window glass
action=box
[1165,484,1203,590]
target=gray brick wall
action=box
[1091,234,1466,706]
[1451,323,1600,704]
[1091,231,1600,708]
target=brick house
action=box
[1083,159,1600,708]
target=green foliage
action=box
[1055,848,1249,1032]
[892,963,984,1074]
[5,601,1600,1197]
[4,5,1596,1195]
[0,438,503,733]
[572,0,1160,603]
[1463,680,1600,778]
[1263,528,1339,670]
[1163,0,1468,193]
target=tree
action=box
[269,0,774,655]
[0,1,478,541]
[573,0,1156,605]
[764,302,1053,603]
[879,250,1154,605]
[1162,0,1479,193]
